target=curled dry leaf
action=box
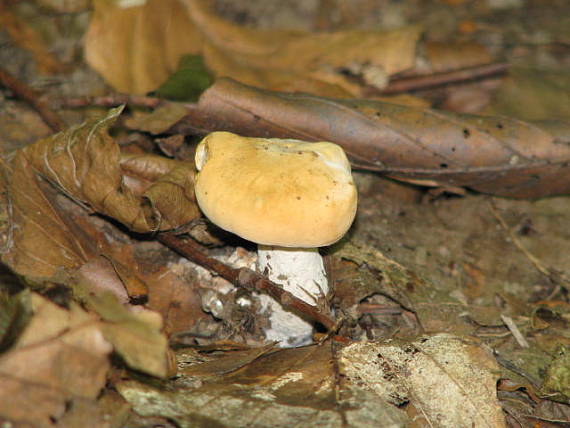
[1,106,199,284]
[85,0,420,96]
[15,106,198,231]
[181,78,570,198]
[0,293,112,426]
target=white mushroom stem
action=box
[257,245,328,347]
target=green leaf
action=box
[154,55,213,101]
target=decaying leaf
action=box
[541,345,570,401]
[0,293,112,426]
[340,335,506,428]
[85,0,420,96]
[119,343,409,428]
[179,77,570,198]
[119,335,507,427]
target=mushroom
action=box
[194,131,357,347]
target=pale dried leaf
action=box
[340,335,506,428]
[85,0,203,94]
[86,292,172,378]
[0,293,112,426]
[85,0,420,96]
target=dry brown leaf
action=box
[1,106,198,284]
[0,293,112,426]
[14,106,199,233]
[2,146,95,279]
[124,103,191,135]
[85,0,203,94]
[74,255,143,304]
[146,268,209,337]
[181,77,570,198]
[119,153,200,229]
[424,41,493,74]
[186,0,420,95]
[85,0,420,96]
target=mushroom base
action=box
[257,245,328,347]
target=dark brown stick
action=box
[0,65,66,132]
[59,94,165,109]
[379,62,509,95]
[158,232,336,331]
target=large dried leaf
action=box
[2,143,95,279]
[16,106,198,232]
[118,343,409,428]
[85,0,420,96]
[0,293,112,426]
[119,335,506,427]
[181,77,570,198]
[85,0,203,94]
[340,335,506,428]
[1,106,199,282]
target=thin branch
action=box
[379,62,509,95]
[158,232,336,331]
[488,198,570,292]
[0,65,65,132]
[58,94,166,109]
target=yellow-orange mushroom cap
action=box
[194,132,357,248]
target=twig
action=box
[500,314,529,349]
[0,65,65,132]
[58,94,166,109]
[379,62,509,95]
[488,198,570,292]
[158,232,336,331]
